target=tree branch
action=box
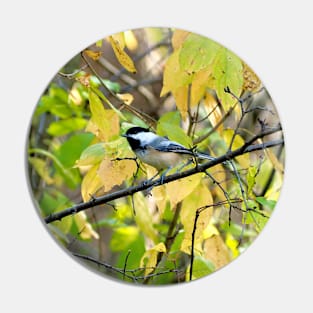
[44,132,283,224]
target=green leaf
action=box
[247,166,258,196]
[186,255,215,281]
[256,197,277,210]
[28,148,78,188]
[110,226,139,252]
[157,111,192,147]
[47,117,87,136]
[212,47,243,110]
[90,76,121,93]
[75,143,106,167]
[114,234,145,278]
[40,190,73,233]
[179,34,220,73]
[160,50,193,96]
[37,96,72,118]
[56,133,94,168]
[133,192,158,244]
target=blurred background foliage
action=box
[27,28,284,284]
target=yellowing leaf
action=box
[190,66,213,106]
[206,164,227,200]
[172,29,190,50]
[247,166,258,196]
[88,90,120,141]
[111,32,125,49]
[75,143,106,167]
[204,234,231,270]
[180,181,213,255]
[76,73,91,87]
[179,34,220,74]
[81,164,103,202]
[203,91,222,128]
[110,226,139,251]
[98,157,136,192]
[242,62,261,92]
[225,233,239,258]
[173,85,189,121]
[109,35,137,73]
[133,192,158,243]
[213,47,243,110]
[222,129,250,169]
[166,172,203,208]
[124,30,138,51]
[151,184,168,217]
[96,39,103,47]
[74,211,99,240]
[265,148,284,174]
[117,93,134,105]
[84,49,102,60]
[160,50,193,97]
[28,157,54,185]
[69,87,83,106]
[140,242,166,276]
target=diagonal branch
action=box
[44,134,283,224]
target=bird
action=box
[122,126,215,176]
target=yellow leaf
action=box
[76,73,91,87]
[204,234,231,269]
[203,91,222,128]
[74,211,99,240]
[172,29,190,50]
[151,184,168,217]
[88,90,120,141]
[75,143,106,168]
[173,85,188,121]
[222,129,250,169]
[96,39,103,47]
[166,172,203,208]
[242,62,261,92]
[207,164,228,201]
[180,181,213,255]
[140,242,166,276]
[160,50,193,96]
[265,148,284,174]
[84,49,102,61]
[69,86,83,106]
[116,93,134,105]
[111,32,125,49]
[81,164,103,202]
[191,66,212,106]
[28,157,54,185]
[133,192,158,243]
[98,156,136,192]
[225,233,239,258]
[109,35,137,74]
[124,30,138,51]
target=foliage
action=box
[27,28,284,285]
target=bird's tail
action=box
[195,152,216,161]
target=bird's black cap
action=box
[123,127,149,137]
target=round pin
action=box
[26,27,285,285]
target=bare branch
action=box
[44,134,283,224]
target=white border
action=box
[1,1,312,312]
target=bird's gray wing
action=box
[149,137,193,155]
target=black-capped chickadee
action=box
[122,126,215,172]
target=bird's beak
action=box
[122,134,128,138]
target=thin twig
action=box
[123,250,131,281]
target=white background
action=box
[1,0,312,312]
